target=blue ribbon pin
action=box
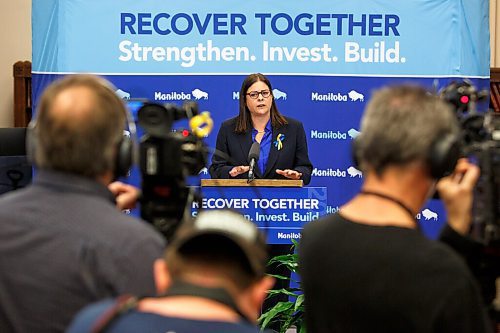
[274,133,285,150]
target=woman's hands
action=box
[229,167,303,180]
[229,165,250,177]
[276,169,302,180]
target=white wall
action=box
[0,1,497,127]
[0,0,32,127]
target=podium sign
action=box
[192,186,327,244]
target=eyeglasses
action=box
[246,90,271,99]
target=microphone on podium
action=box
[247,142,260,183]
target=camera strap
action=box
[160,280,251,323]
[90,281,250,333]
[360,190,419,228]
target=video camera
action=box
[441,81,500,317]
[136,101,211,240]
[440,80,500,246]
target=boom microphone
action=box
[247,142,260,183]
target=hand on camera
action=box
[229,165,250,177]
[276,169,302,180]
[108,181,140,211]
[436,158,480,235]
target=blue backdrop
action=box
[32,0,491,239]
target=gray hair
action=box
[33,75,126,178]
[356,85,459,175]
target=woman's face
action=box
[245,80,273,118]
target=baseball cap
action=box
[168,210,268,278]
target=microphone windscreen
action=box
[248,142,260,162]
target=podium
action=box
[201,179,303,187]
[194,179,327,244]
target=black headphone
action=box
[114,129,134,179]
[26,108,135,180]
[351,132,461,179]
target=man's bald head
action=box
[32,75,126,178]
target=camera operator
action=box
[300,85,492,332]
[0,75,165,333]
[67,210,275,333]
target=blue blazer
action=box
[209,116,313,185]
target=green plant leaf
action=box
[259,301,293,329]
[267,288,300,298]
[268,254,296,265]
[267,273,289,280]
[294,294,305,312]
[260,242,305,333]
[281,315,296,333]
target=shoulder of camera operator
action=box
[356,85,482,245]
[28,75,166,291]
[67,210,275,332]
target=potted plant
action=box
[259,240,305,333]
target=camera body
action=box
[441,81,500,314]
[137,101,208,240]
[466,113,500,245]
[441,80,499,245]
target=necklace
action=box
[359,190,417,224]
[256,130,265,133]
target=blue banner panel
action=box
[33,0,489,77]
[192,186,328,244]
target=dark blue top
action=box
[67,299,269,333]
[251,119,272,174]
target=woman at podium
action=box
[209,73,313,185]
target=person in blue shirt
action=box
[209,73,313,185]
[67,210,275,333]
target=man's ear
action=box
[154,259,171,294]
[253,275,275,306]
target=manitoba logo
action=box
[311,130,347,140]
[311,90,364,102]
[198,167,209,175]
[326,205,340,214]
[311,128,360,140]
[312,166,362,178]
[155,91,191,101]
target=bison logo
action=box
[347,128,361,139]
[422,209,438,220]
[272,88,287,100]
[348,90,364,102]
[192,88,208,100]
[347,166,362,178]
[115,89,131,100]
